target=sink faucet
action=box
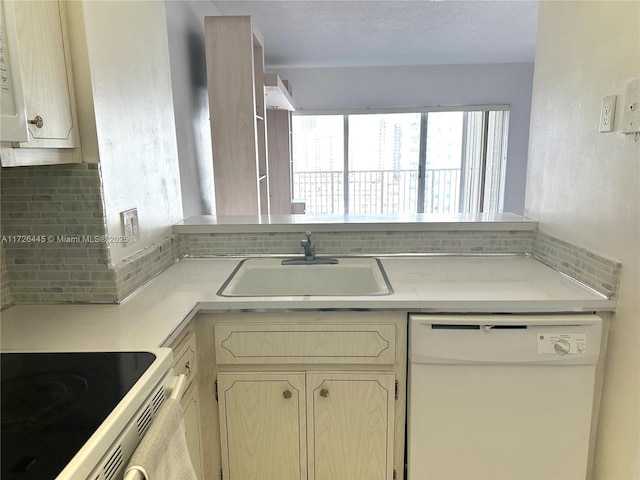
[281,231,338,265]
[300,231,315,261]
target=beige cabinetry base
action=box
[306,371,395,480]
[196,311,407,480]
[167,326,205,479]
[181,382,204,480]
[217,372,307,480]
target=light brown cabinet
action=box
[217,372,307,480]
[307,372,395,480]
[209,312,407,480]
[217,370,395,480]
[0,0,81,166]
[264,74,295,214]
[266,109,293,214]
[204,16,269,215]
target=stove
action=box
[1,350,173,480]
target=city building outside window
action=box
[291,107,509,215]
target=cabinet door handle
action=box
[319,388,329,398]
[29,116,44,128]
[184,360,191,377]
[283,389,292,399]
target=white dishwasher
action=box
[407,314,603,480]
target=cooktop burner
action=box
[2,371,89,432]
[1,351,156,480]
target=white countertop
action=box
[0,255,613,352]
[174,213,537,233]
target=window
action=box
[291,108,509,215]
[290,115,344,214]
[348,113,420,214]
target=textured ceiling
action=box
[210,0,539,68]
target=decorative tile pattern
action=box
[532,231,621,299]
[0,164,118,303]
[114,235,180,300]
[179,230,536,257]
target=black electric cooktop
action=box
[1,351,156,480]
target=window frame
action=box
[291,104,510,215]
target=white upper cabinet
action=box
[0,0,80,166]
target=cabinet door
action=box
[217,372,307,480]
[307,372,395,480]
[12,0,77,148]
[181,383,204,480]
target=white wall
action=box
[525,2,639,477]
[68,0,183,265]
[274,63,534,215]
[165,0,218,218]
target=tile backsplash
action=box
[179,230,535,257]
[532,231,621,299]
[114,235,180,300]
[0,166,622,308]
[0,164,183,307]
[1,164,117,304]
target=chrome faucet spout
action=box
[300,231,315,261]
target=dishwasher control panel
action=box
[538,333,587,355]
[409,314,602,364]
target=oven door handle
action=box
[169,373,187,401]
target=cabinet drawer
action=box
[214,324,395,365]
[172,331,197,389]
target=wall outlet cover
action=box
[120,208,140,244]
[599,95,616,133]
[622,78,640,134]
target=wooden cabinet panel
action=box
[173,331,197,391]
[181,383,204,480]
[253,39,269,215]
[0,0,81,167]
[204,16,265,215]
[207,312,407,480]
[217,372,307,480]
[267,109,293,215]
[12,0,77,147]
[168,327,204,479]
[215,323,396,365]
[307,372,395,480]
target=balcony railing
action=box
[293,168,461,215]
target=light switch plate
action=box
[120,208,140,244]
[599,95,616,132]
[622,78,640,134]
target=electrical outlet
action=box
[622,78,640,134]
[120,208,140,244]
[599,95,616,133]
